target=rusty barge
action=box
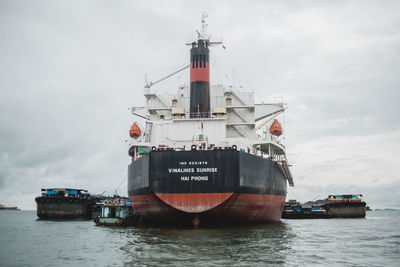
[35,188,102,220]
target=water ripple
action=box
[0,210,399,266]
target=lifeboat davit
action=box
[269,119,282,136]
[129,122,142,139]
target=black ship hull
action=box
[128,150,288,226]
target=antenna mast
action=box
[200,12,208,39]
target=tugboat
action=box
[127,14,294,226]
[35,188,102,220]
[94,196,138,226]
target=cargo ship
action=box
[127,15,294,226]
[35,188,102,220]
[0,204,20,210]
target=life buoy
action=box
[114,199,120,206]
[103,200,109,205]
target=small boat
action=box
[94,196,139,226]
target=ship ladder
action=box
[279,156,294,186]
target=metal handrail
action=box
[189,112,212,119]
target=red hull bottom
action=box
[130,193,286,226]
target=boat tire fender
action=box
[114,199,119,206]
[232,145,237,151]
[191,144,196,151]
[152,146,156,151]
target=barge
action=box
[282,194,367,219]
[282,200,330,219]
[323,194,366,218]
[35,188,102,220]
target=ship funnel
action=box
[188,14,222,118]
[190,39,210,118]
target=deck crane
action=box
[145,65,190,89]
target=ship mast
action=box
[199,12,208,40]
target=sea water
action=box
[0,210,399,266]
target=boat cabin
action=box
[327,194,363,203]
[95,197,136,226]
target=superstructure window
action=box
[192,55,195,68]
[203,55,206,68]
[195,55,198,68]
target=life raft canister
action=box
[269,119,283,136]
[129,122,142,139]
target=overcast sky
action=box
[1,0,399,210]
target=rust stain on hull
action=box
[131,193,285,225]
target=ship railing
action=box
[258,132,284,145]
[189,112,213,119]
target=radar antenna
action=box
[186,13,222,47]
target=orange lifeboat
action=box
[129,122,142,139]
[269,119,282,136]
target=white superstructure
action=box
[132,84,287,159]
[128,15,293,186]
